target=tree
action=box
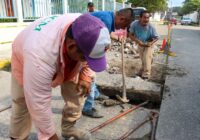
[128,0,168,13]
[170,6,183,16]
[181,0,200,24]
[181,0,200,14]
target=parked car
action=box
[181,18,192,25]
[170,18,177,25]
[132,7,146,20]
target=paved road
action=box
[156,25,200,140]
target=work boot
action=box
[95,94,109,101]
[82,108,103,118]
[62,120,92,140]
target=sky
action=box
[169,0,185,7]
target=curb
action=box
[0,41,12,44]
[0,25,27,28]
[0,23,30,28]
[0,59,11,70]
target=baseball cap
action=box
[88,2,94,7]
[72,14,111,72]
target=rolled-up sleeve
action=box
[151,26,159,39]
[23,53,56,140]
[79,63,95,83]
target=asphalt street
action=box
[156,25,200,140]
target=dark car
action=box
[170,18,177,25]
[132,7,146,20]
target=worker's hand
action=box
[141,42,152,47]
[138,40,145,47]
[145,42,152,47]
[76,80,91,97]
[49,134,59,140]
[118,36,126,43]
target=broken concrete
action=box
[96,71,161,103]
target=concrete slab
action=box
[0,43,12,60]
[156,26,200,140]
[0,71,11,109]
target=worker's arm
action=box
[23,55,58,140]
[111,31,127,42]
[77,63,95,96]
[146,38,158,47]
[110,32,119,41]
[145,26,159,47]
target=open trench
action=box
[92,42,168,139]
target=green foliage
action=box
[128,0,168,13]
[116,0,123,3]
[170,6,183,16]
[181,0,200,14]
[0,18,17,23]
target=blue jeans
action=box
[83,82,100,112]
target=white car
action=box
[181,18,192,25]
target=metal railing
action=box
[0,0,128,22]
[0,0,17,19]
[105,0,114,11]
[68,0,89,13]
[92,0,103,11]
[116,2,123,11]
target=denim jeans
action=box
[83,82,100,112]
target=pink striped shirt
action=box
[11,14,95,140]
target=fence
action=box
[0,0,17,22]
[0,0,130,22]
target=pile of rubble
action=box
[111,39,139,55]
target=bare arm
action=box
[144,38,158,47]
[110,32,118,41]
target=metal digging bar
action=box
[116,39,129,103]
[89,101,149,133]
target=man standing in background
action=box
[87,2,94,12]
[129,10,159,80]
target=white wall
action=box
[150,12,162,21]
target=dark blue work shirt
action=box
[91,11,115,33]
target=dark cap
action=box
[88,2,94,7]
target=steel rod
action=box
[89,101,149,133]
[0,105,12,113]
[118,118,150,140]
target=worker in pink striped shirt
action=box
[10,14,111,140]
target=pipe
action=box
[89,101,149,133]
